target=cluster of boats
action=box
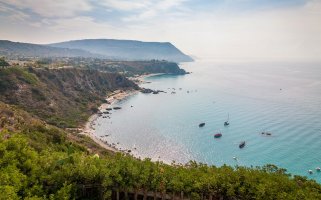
[199,114,246,149]
[309,167,321,174]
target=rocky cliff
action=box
[0,67,138,127]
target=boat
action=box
[199,123,205,127]
[308,170,313,174]
[316,167,321,172]
[261,131,272,136]
[214,133,222,138]
[239,141,246,148]
[224,113,230,126]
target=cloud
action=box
[0,2,30,21]
[99,0,150,11]
[0,0,92,17]
[48,16,114,33]
[121,0,188,21]
[0,0,321,61]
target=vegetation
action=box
[1,57,188,77]
[0,57,9,68]
[1,67,321,199]
[49,39,193,62]
[0,66,137,128]
[1,103,321,199]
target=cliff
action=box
[0,67,138,127]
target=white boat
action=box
[224,113,230,126]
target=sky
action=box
[0,0,321,61]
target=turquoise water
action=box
[94,60,321,181]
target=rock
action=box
[141,88,154,94]
[141,88,164,95]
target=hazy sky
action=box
[1,0,321,61]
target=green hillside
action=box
[0,67,321,199]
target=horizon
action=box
[1,0,321,61]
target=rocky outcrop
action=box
[140,88,166,94]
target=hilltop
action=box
[0,39,193,62]
[0,40,97,58]
[49,39,193,62]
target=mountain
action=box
[49,39,193,62]
[0,40,97,58]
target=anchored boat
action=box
[214,132,222,138]
[239,141,246,148]
[199,122,205,127]
[224,113,230,126]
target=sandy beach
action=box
[78,73,163,153]
[79,73,166,155]
[79,89,138,153]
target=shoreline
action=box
[79,89,138,153]
[79,74,161,154]
[129,73,165,84]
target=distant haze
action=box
[49,39,193,62]
[0,0,321,61]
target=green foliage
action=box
[0,67,136,128]
[1,64,321,199]
[0,57,10,67]
[1,123,321,199]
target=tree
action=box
[0,57,10,68]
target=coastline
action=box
[79,89,138,153]
[129,73,165,84]
[79,74,161,154]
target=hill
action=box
[49,39,193,62]
[1,101,321,199]
[1,67,321,199]
[0,67,138,128]
[0,40,98,58]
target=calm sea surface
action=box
[94,60,321,181]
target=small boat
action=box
[224,113,230,126]
[261,131,272,136]
[239,141,246,148]
[316,167,321,172]
[214,133,222,138]
[199,123,205,127]
[308,170,313,174]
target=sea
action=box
[93,60,321,182]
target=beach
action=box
[78,73,163,154]
[88,61,321,181]
[79,89,138,153]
